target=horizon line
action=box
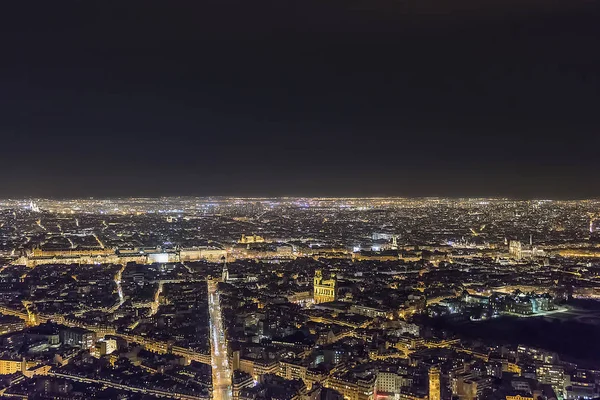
[3,196,600,202]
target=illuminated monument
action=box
[429,366,441,400]
[313,269,337,304]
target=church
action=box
[313,269,337,304]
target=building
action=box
[462,291,490,306]
[0,315,25,335]
[240,374,305,400]
[376,370,413,397]
[279,359,308,382]
[372,233,395,241]
[509,241,523,259]
[304,385,344,400]
[313,270,337,304]
[506,296,534,315]
[349,305,389,319]
[239,234,266,244]
[237,357,279,381]
[429,366,441,400]
[0,359,25,375]
[506,395,534,400]
[509,239,545,260]
[180,246,228,262]
[287,291,313,306]
[536,364,568,399]
[60,326,96,349]
[233,371,255,400]
[327,372,375,400]
[352,251,400,262]
[95,338,118,356]
[147,251,178,263]
[451,373,493,400]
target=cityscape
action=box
[0,197,599,399]
[2,0,599,399]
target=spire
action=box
[221,255,228,282]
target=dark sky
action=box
[1,0,599,198]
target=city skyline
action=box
[0,196,600,398]
[1,1,600,398]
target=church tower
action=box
[313,269,337,304]
[314,269,323,286]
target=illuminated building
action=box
[147,252,178,263]
[429,366,440,400]
[95,338,118,356]
[509,241,523,259]
[279,359,307,381]
[313,270,337,304]
[287,290,313,306]
[461,291,490,306]
[0,359,25,375]
[506,395,534,400]
[18,245,229,267]
[327,372,375,400]
[567,370,597,400]
[349,304,389,319]
[179,246,227,262]
[536,364,568,399]
[0,317,25,335]
[376,371,414,397]
[352,251,400,262]
[508,238,545,260]
[239,234,265,244]
[230,243,295,261]
[236,357,279,381]
[372,233,395,241]
[29,200,41,213]
[18,247,146,267]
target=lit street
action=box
[208,279,232,400]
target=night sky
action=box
[1,0,599,198]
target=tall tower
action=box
[429,366,441,400]
[221,255,228,282]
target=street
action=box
[208,280,232,400]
